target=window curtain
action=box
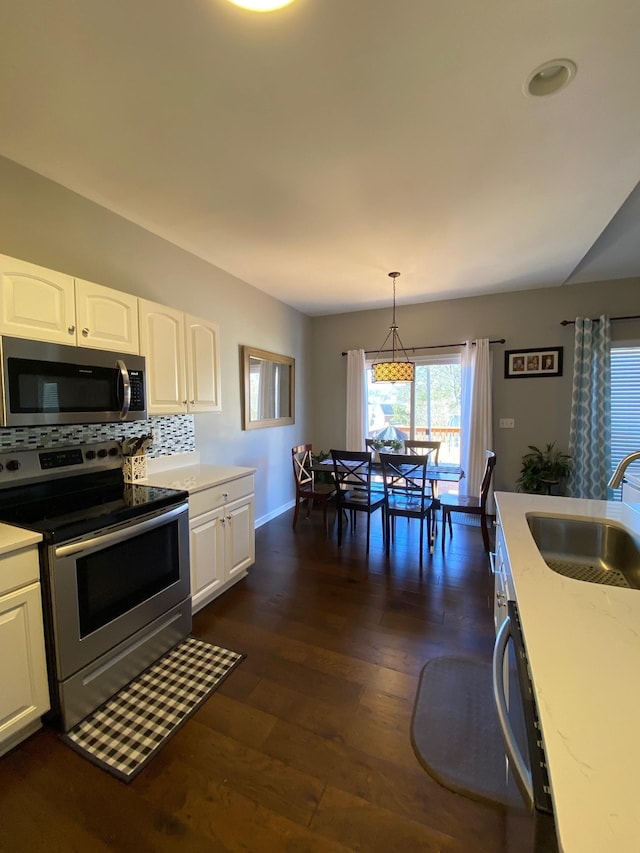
[257,358,275,419]
[346,349,367,451]
[567,316,611,499]
[461,338,494,509]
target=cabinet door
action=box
[185,314,222,413]
[190,508,226,612]
[0,582,50,750]
[225,496,255,582]
[0,254,76,344]
[75,279,139,353]
[138,299,187,414]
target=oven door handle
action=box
[116,359,132,421]
[54,503,188,558]
[492,614,534,810]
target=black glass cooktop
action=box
[0,469,188,544]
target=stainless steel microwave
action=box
[0,336,147,426]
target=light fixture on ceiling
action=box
[371,272,415,383]
[226,0,296,11]
[525,59,577,97]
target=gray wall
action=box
[3,154,638,509]
[0,156,310,524]
[310,281,640,492]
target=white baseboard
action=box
[255,499,295,528]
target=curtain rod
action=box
[560,314,640,326]
[341,338,505,357]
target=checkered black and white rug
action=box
[62,637,244,782]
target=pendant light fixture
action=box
[371,272,415,382]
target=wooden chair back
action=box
[404,440,441,464]
[479,450,497,505]
[379,451,435,562]
[330,449,386,553]
[330,449,375,494]
[440,450,496,553]
[292,444,314,493]
[379,452,432,513]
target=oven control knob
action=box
[85,450,96,460]
[6,459,20,472]
[97,449,108,458]
[108,447,119,457]
[0,463,3,473]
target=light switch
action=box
[499,418,515,429]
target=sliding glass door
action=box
[366,354,462,464]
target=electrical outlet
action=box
[499,418,515,429]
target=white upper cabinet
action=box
[74,279,139,354]
[185,313,221,413]
[139,299,222,415]
[0,254,139,353]
[0,254,76,344]
[138,300,187,414]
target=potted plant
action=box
[516,442,572,494]
[370,438,403,453]
[312,449,333,484]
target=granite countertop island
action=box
[495,491,640,853]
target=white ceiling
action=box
[1,0,639,316]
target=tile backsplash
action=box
[0,414,195,457]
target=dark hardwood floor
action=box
[0,507,518,852]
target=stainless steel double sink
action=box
[527,514,640,589]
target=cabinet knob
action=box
[182,400,188,406]
[190,400,195,405]
[222,491,229,499]
[82,327,90,337]
[68,325,76,334]
[226,515,232,522]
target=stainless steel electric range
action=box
[0,441,191,732]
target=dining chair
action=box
[363,438,392,495]
[330,449,386,553]
[404,439,441,466]
[440,450,496,553]
[379,452,436,563]
[291,444,336,534]
[402,440,441,545]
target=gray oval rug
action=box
[410,655,522,809]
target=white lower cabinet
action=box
[0,546,50,757]
[189,474,255,613]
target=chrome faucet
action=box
[608,451,640,489]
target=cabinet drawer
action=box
[1,547,40,596]
[189,475,254,519]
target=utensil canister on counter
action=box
[123,454,147,483]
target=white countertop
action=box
[0,524,42,556]
[142,462,255,494]
[495,491,640,853]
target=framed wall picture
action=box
[504,347,563,379]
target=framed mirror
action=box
[242,346,295,430]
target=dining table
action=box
[313,455,465,551]
[313,456,464,493]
